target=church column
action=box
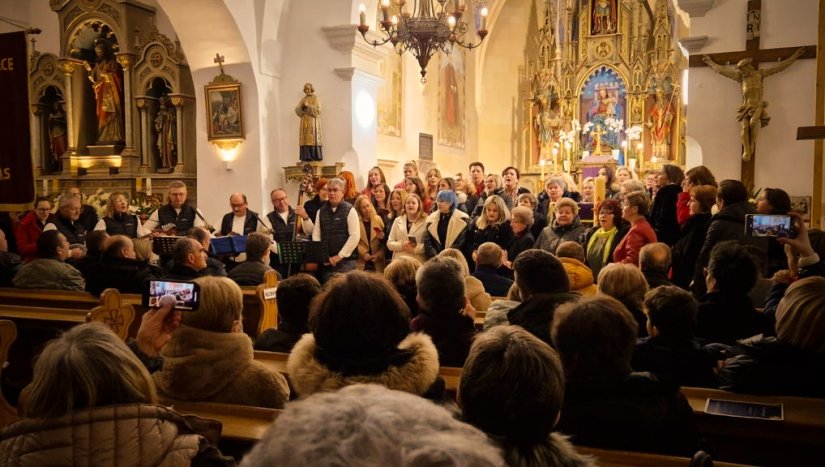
[135,96,151,171]
[116,53,136,156]
[169,94,185,171]
[30,105,43,176]
[57,59,77,152]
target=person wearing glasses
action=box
[311,178,360,282]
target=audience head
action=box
[615,166,634,184]
[270,189,289,214]
[757,188,792,215]
[403,193,426,221]
[0,229,6,253]
[404,176,425,196]
[277,273,321,332]
[367,166,387,189]
[597,165,615,188]
[517,192,538,210]
[372,183,390,207]
[597,263,649,312]
[172,237,207,271]
[484,173,503,194]
[167,180,188,208]
[437,177,456,193]
[513,249,569,298]
[246,232,272,262]
[619,179,646,199]
[502,166,520,189]
[581,177,595,202]
[355,195,376,221]
[36,230,70,261]
[438,248,471,277]
[552,295,637,383]
[435,189,459,214]
[639,242,671,273]
[621,190,651,219]
[185,276,243,333]
[310,271,411,368]
[706,241,758,294]
[476,242,504,268]
[469,161,485,185]
[510,206,534,236]
[33,196,52,223]
[685,165,717,187]
[389,188,409,218]
[555,241,585,262]
[644,286,698,340]
[103,235,135,260]
[426,168,442,190]
[689,185,718,214]
[657,164,685,187]
[188,226,211,250]
[85,230,109,258]
[416,256,466,314]
[57,193,81,221]
[553,198,579,227]
[24,323,157,418]
[133,238,153,262]
[384,257,422,311]
[241,384,505,467]
[717,179,748,208]
[460,326,565,451]
[544,176,566,201]
[775,277,825,355]
[326,178,346,207]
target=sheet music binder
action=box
[152,236,183,256]
[210,235,248,255]
[279,241,327,264]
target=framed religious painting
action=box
[204,81,244,141]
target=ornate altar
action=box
[517,0,685,183]
[29,0,196,183]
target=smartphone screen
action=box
[143,280,200,310]
[745,214,795,238]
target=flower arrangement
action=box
[581,121,594,134]
[129,192,160,217]
[625,124,643,140]
[86,189,111,217]
[603,117,625,134]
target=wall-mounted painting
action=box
[438,50,465,149]
[205,82,243,141]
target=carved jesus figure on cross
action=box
[702,47,805,162]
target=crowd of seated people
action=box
[1,160,823,466]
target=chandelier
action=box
[357,0,489,83]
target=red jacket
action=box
[16,210,51,262]
[676,191,691,227]
[613,217,657,266]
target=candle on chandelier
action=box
[381,0,390,23]
[359,4,366,28]
[480,7,488,31]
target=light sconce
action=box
[212,139,242,171]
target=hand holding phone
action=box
[745,214,796,238]
[143,280,201,310]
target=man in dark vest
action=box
[220,193,259,237]
[44,193,87,260]
[144,180,206,236]
[266,188,313,278]
[67,187,99,233]
[311,178,359,282]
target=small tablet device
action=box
[142,280,200,310]
[744,214,796,238]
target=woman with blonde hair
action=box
[598,263,650,337]
[0,323,227,465]
[387,193,428,264]
[384,256,422,317]
[354,195,386,272]
[385,188,409,262]
[473,173,512,217]
[470,195,514,253]
[425,168,442,203]
[153,276,290,408]
[395,160,419,188]
[94,192,148,238]
[438,248,492,312]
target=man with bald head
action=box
[44,193,87,260]
[220,192,260,237]
[85,235,159,295]
[640,242,673,289]
[266,188,313,277]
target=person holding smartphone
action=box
[387,193,428,264]
[354,195,386,273]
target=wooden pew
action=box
[682,387,825,466]
[0,320,20,428]
[164,400,281,443]
[578,447,752,467]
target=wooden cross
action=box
[214,52,225,75]
[689,0,817,193]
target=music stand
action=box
[279,241,327,265]
[152,236,183,256]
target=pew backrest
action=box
[0,320,19,428]
[86,289,136,341]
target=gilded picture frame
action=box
[205,82,244,141]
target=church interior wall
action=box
[687,0,817,216]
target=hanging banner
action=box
[0,31,33,211]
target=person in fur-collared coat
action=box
[287,271,441,398]
[153,276,289,408]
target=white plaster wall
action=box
[687,0,817,207]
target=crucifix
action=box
[214,52,226,75]
[689,0,817,193]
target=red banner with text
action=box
[0,31,33,210]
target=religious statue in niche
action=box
[534,94,562,162]
[83,38,125,144]
[591,0,618,35]
[702,48,804,162]
[646,87,674,160]
[154,96,177,170]
[296,82,323,161]
[48,101,67,172]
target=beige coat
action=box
[466,275,493,311]
[357,214,386,272]
[0,404,214,467]
[153,325,289,409]
[386,215,427,264]
[287,333,439,398]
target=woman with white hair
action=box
[424,190,470,259]
[534,198,586,254]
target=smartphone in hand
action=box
[142,280,200,310]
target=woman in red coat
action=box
[613,190,657,266]
[16,196,53,262]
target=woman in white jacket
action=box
[387,193,428,264]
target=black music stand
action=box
[280,241,327,276]
[152,236,183,256]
